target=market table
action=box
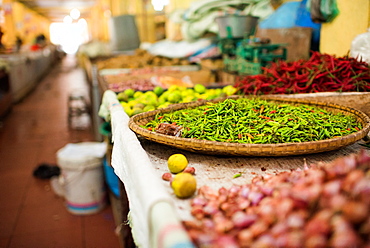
[99,90,370,248]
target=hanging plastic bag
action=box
[320,0,340,22]
[308,0,326,23]
[307,0,339,23]
[350,29,370,64]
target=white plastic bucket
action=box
[53,142,107,215]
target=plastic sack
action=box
[307,0,339,23]
[350,29,370,64]
[259,1,300,29]
[320,0,339,22]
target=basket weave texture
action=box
[128,96,370,156]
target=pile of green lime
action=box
[117,84,238,117]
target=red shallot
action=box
[183,150,370,247]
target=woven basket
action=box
[128,96,370,156]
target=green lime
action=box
[117,92,129,102]
[143,105,156,112]
[194,84,206,94]
[159,91,170,101]
[133,103,145,110]
[167,92,182,103]
[124,89,135,98]
[132,108,144,115]
[153,86,165,96]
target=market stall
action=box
[99,88,370,248]
[0,45,58,103]
[94,2,370,245]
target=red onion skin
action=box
[203,202,220,216]
[239,186,251,198]
[191,197,207,207]
[275,198,294,220]
[257,203,276,226]
[162,172,173,181]
[305,209,333,236]
[270,222,289,238]
[342,200,369,224]
[212,235,239,248]
[329,230,362,248]
[342,170,365,193]
[359,216,370,235]
[250,234,275,248]
[218,187,229,203]
[249,220,269,238]
[248,191,264,206]
[353,178,370,199]
[229,186,241,198]
[183,166,196,175]
[237,229,253,248]
[202,218,215,230]
[198,186,218,200]
[183,151,370,247]
[237,198,251,210]
[214,218,234,234]
[232,211,257,229]
[322,180,342,197]
[286,211,306,229]
[285,230,305,248]
[191,206,205,220]
[220,201,240,217]
[183,220,203,230]
[331,215,356,236]
[304,234,327,248]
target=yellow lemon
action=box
[171,172,197,198]
[222,85,238,96]
[133,91,144,99]
[167,92,182,103]
[168,85,179,92]
[167,154,188,173]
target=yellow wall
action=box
[1,0,50,48]
[165,0,197,40]
[89,0,159,43]
[320,0,370,56]
[89,0,111,42]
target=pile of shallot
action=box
[183,150,370,248]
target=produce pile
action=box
[106,67,199,92]
[96,49,192,70]
[117,85,238,117]
[183,150,370,247]
[144,98,362,144]
[234,52,370,95]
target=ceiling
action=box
[17,0,97,22]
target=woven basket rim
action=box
[128,96,370,156]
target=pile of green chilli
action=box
[143,98,362,144]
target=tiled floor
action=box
[0,55,120,248]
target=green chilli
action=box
[142,98,362,144]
